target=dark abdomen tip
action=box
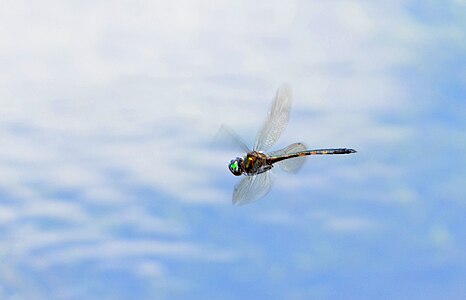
[338,148,357,154]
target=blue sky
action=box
[0,0,465,299]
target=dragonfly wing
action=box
[268,142,307,173]
[253,84,292,152]
[213,125,251,153]
[232,172,273,205]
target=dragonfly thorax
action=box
[243,151,272,175]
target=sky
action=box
[0,0,465,299]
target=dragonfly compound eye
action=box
[228,158,242,176]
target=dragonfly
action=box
[225,84,357,205]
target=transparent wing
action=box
[213,125,251,153]
[268,142,307,173]
[232,172,273,205]
[253,84,292,152]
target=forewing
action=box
[232,172,273,205]
[213,125,251,153]
[268,142,307,173]
[253,84,292,152]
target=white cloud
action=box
[324,216,375,233]
[0,206,17,224]
[307,211,377,233]
[254,210,299,225]
[101,206,188,235]
[255,209,377,234]
[0,0,425,206]
[31,239,235,268]
[134,261,166,279]
[429,224,455,249]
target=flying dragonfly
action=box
[225,84,356,205]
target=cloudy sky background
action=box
[1,0,465,299]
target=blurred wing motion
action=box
[214,125,251,153]
[253,84,292,152]
[232,172,273,205]
[268,142,307,173]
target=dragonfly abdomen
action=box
[268,148,357,164]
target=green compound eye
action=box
[229,158,242,176]
[230,161,238,171]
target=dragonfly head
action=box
[228,157,243,176]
